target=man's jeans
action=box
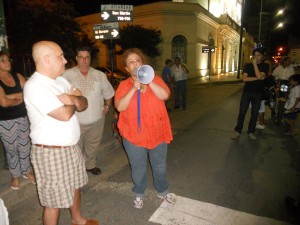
[174,80,187,108]
[235,92,262,134]
[122,137,169,198]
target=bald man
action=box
[24,41,99,225]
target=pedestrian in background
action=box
[115,48,175,209]
[63,46,115,176]
[256,48,274,130]
[231,47,269,140]
[170,56,189,110]
[0,51,35,190]
[162,59,173,111]
[273,56,295,81]
[282,74,300,136]
[24,41,98,225]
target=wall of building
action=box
[76,1,253,79]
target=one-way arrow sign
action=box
[101,11,109,20]
[101,4,133,22]
[93,22,120,40]
[111,29,119,38]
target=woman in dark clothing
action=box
[0,51,35,190]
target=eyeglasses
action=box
[0,58,12,63]
[127,59,142,66]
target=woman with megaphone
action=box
[114,48,175,209]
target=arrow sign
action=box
[101,11,109,20]
[202,46,215,53]
[93,22,120,40]
[111,29,119,38]
[100,4,133,22]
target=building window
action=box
[172,35,188,64]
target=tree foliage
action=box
[4,0,96,68]
[104,24,163,58]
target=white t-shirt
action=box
[285,85,300,109]
[273,65,295,80]
[170,64,187,82]
[24,72,80,146]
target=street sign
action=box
[202,46,210,53]
[101,4,133,22]
[93,22,120,40]
[202,46,215,53]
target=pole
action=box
[208,50,211,80]
[237,0,245,79]
[0,0,9,52]
[109,39,114,84]
[258,0,263,42]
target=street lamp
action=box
[258,0,263,42]
[237,0,245,79]
[258,0,271,43]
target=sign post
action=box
[93,22,120,40]
[208,37,215,80]
[101,5,133,22]
[98,4,133,83]
[93,22,120,83]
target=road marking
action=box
[149,195,292,225]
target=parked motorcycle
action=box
[267,79,289,125]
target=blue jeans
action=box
[174,80,187,108]
[122,137,169,198]
[234,92,262,134]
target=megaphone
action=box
[134,65,154,84]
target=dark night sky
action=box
[245,0,300,55]
[67,0,168,16]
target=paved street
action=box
[0,74,299,225]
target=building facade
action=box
[76,0,254,78]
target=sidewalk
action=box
[0,71,244,225]
[190,71,243,85]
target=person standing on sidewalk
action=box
[256,48,274,130]
[170,56,189,110]
[162,59,173,111]
[24,41,99,225]
[115,48,175,209]
[63,46,115,176]
[232,47,269,140]
[0,51,35,190]
[282,74,300,136]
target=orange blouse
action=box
[115,75,173,149]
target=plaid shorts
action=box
[31,145,88,208]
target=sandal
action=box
[10,177,20,190]
[23,172,36,184]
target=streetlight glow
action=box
[277,9,284,16]
[277,22,283,28]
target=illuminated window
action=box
[172,35,188,64]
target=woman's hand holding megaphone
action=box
[132,76,147,92]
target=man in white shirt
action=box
[63,46,115,176]
[273,56,295,80]
[24,41,99,225]
[170,57,189,110]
